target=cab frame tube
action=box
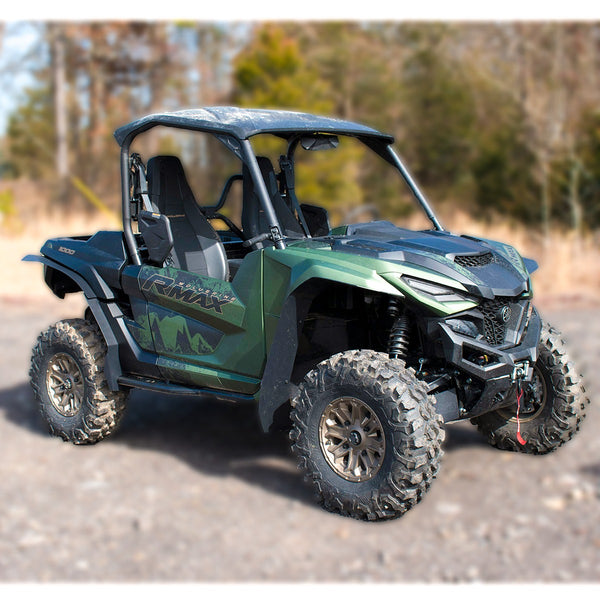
[120,138,142,265]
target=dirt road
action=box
[1,297,598,582]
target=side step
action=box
[117,375,255,403]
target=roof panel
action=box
[113,106,394,146]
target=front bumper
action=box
[437,308,542,381]
[431,308,542,419]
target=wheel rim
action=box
[46,353,85,417]
[319,396,386,483]
[498,365,548,423]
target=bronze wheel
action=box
[290,350,445,521]
[46,353,85,417]
[319,396,385,482]
[30,318,128,444]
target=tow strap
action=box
[515,379,526,446]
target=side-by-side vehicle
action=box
[26,107,588,520]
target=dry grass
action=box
[0,214,115,303]
[1,208,598,309]
[445,211,600,309]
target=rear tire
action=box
[290,349,445,521]
[29,318,127,444]
[472,323,588,454]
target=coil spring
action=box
[388,299,410,360]
[388,297,402,319]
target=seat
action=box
[146,155,229,281]
[242,156,304,244]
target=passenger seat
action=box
[146,156,229,281]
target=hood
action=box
[295,221,532,300]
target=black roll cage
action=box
[117,119,443,266]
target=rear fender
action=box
[23,255,129,389]
[24,254,95,299]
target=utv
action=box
[26,107,588,521]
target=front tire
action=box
[29,318,127,444]
[290,350,445,521]
[472,323,589,454]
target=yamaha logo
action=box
[499,306,511,323]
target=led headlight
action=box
[401,276,472,303]
[521,301,534,334]
[445,318,479,338]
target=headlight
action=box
[445,318,479,338]
[401,276,473,303]
[523,301,534,330]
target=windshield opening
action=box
[288,134,435,232]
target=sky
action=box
[1,2,599,135]
[0,23,42,134]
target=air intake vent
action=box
[479,297,512,346]
[455,252,495,268]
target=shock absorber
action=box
[388,298,410,360]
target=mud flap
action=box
[258,295,299,432]
[433,389,460,423]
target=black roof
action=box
[114,106,394,146]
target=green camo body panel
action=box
[121,231,530,391]
[124,252,264,394]
[262,238,479,323]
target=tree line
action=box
[1,21,600,233]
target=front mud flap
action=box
[258,295,299,432]
[433,389,460,423]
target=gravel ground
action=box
[0,296,598,583]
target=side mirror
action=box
[300,204,330,237]
[138,210,174,265]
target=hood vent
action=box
[455,252,495,268]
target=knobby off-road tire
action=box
[29,318,127,444]
[290,349,445,521]
[472,323,589,454]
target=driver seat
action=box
[146,155,229,281]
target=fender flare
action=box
[24,254,97,298]
[23,255,124,389]
[257,277,461,431]
[258,277,368,432]
[23,254,117,300]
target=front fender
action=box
[257,248,404,431]
[263,245,404,300]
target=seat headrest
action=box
[245,156,278,197]
[147,155,193,216]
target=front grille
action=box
[479,297,512,346]
[455,252,495,268]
